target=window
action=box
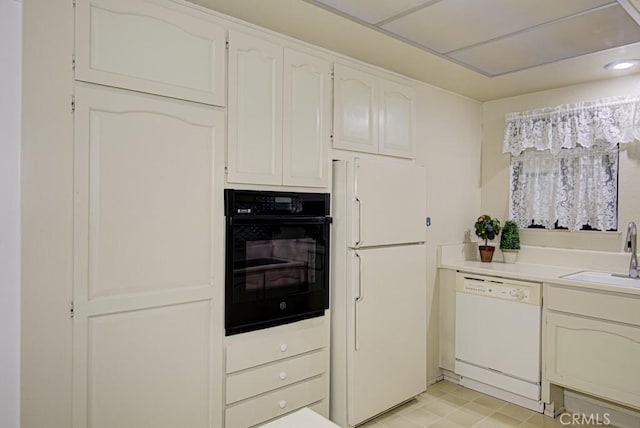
[509,147,618,231]
[503,96,639,232]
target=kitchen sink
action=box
[562,271,640,289]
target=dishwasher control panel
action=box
[462,280,531,302]
[456,273,541,305]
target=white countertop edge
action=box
[439,260,640,297]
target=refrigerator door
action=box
[350,158,426,248]
[348,244,427,426]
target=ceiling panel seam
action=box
[372,0,443,27]
[617,0,640,26]
[444,2,620,55]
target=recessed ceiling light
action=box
[604,59,640,71]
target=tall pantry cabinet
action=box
[71,85,224,428]
[23,0,226,427]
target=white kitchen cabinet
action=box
[224,315,330,428]
[333,64,379,154]
[228,30,331,188]
[283,49,331,187]
[438,269,457,372]
[333,63,415,159]
[544,283,640,410]
[379,79,415,158]
[75,0,226,106]
[228,31,283,185]
[72,85,224,428]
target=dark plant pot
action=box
[478,245,495,262]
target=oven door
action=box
[225,216,330,335]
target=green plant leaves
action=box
[474,214,501,245]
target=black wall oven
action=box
[224,190,331,335]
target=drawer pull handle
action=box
[279,400,287,409]
[279,371,287,380]
[280,344,288,352]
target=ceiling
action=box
[309,0,640,77]
[190,0,640,101]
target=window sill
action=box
[519,228,622,252]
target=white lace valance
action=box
[503,97,640,155]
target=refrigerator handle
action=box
[354,250,363,350]
[353,158,363,248]
[354,196,363,247]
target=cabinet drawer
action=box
[225,375,326,428]
[545,284,640,326]
[226,349,327,404]
[226,316,327,373]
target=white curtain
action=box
[504,97,635,231]
[504,97,640,156]
[509,148,618,231]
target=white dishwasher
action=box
[454,272,544,412]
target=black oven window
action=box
[231,224,326,304]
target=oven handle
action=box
[228,216,332,225]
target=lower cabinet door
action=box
[225,375,326,428]
[72,85,223,428]
[545,311,640,409]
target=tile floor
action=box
[359,381,570,428]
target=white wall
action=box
[0,1,22,427]
[22,0,75,425]
[413,84,482,382]
[482,74,640,252]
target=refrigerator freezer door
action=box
[350,158,426,248]
[348,244,427,426]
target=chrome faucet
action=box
[625,222,638,278]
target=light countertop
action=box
[440,259,640,297]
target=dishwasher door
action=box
[455,274,542,399]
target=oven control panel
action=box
[225,189,329,216]
[234,195,303,214]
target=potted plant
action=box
[500,220,521,264]
[474,214,501,262]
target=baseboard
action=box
[427,375,444,386]
[564,390,640,428]
[441,369,460,384]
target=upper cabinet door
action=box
[333,64,379,154]
[227,31,283,185]
[283,49,331,188]
[75,0,226,106]
[379,79,415,159]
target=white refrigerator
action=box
[331,158,427,427]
